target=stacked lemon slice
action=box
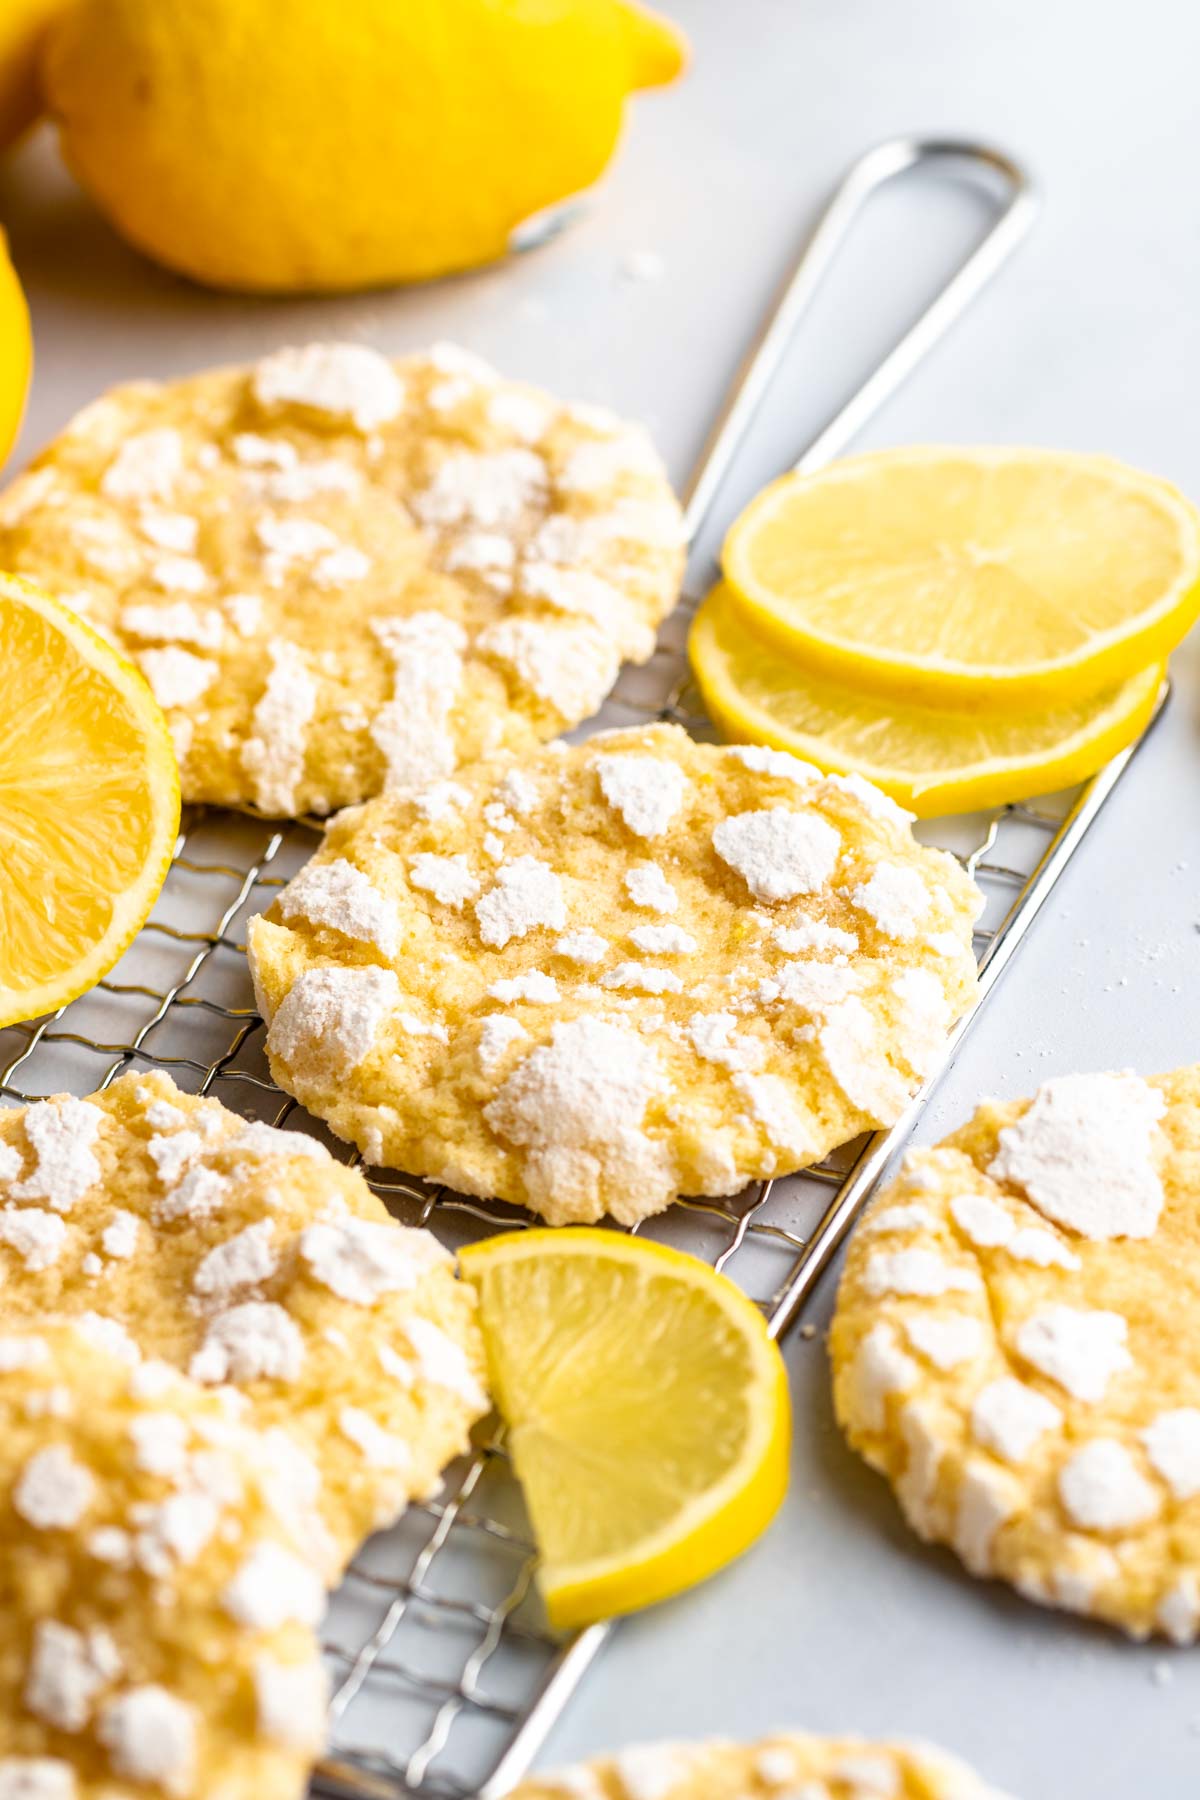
[691,447,1200,815]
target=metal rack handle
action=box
[681,135,1038,549]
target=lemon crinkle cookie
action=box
[0,1324,328,1800]
[0,1070,488,1566]
[512,1732,1014,1800]
[248,723,981,1224]
[831,1064,1200,1641]
[0,341,684,816]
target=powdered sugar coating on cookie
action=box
[831,1065,1200,1640]
[0,1073,487,1565]
[510,1731,1014,1800]
[249,723,981,1224]
[0,344,683,816]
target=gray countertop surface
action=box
[4,0,1200,1792]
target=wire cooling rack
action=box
[0,139,1169,1799]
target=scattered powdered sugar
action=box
[487,971,560,1004]
[0,1207,68,1270]
[136,646,218,710]
[824,770,916,827]
[559,429,661,493]
[989,1072,1166,1240]
[971,1378,1062,1463]
[483,1018,673,1216]
[189,1301,304,1384]
[266,965,400,1080]
[0,1335,49,1371]
[339,1405,411,1469]
[863,1248,981,1299]
[24,1621,121,1731]
[477,617,619,720]
[1014,1306,1132,1402]
[624,863,678,914]
[252,342,405,432]
[403,1316,488,1409]
[100,428,184,502]
[253,1655,329,1753]
[628,925,696,955]
[593,754,686,838]
[863,1202,935,1235]
[903,1313,984,1371]
[1142,1410,1200,1499]
[279,857,400,955]
[74,1312,140,1364]
[818,998,910,1120]
[849,1325,919,1434]
[100,1209,139,1260]
[299,1216,445,1305]
[413,780,471,823]
[686,1010,764,1074]
[149,553,208,595]
[849,862,933,938]
[723,743,820,782]
[488,386,554,443]
[493,769,540,816]
[241,641,317,814]
[222,1541,326,1630]
[408,853,480,909]
[370,613,466,793]
[610,1743,696,1800]
[192,1220,277,1301]
[12,1097,105,1212]
[13,1446,96,1530]
[477,1016,528,1076]
[1158,1575,1200,1645]
[120,600,223,649]
[0,1142,21,1183]
[153,1165,232,1226]
[96,1686,196,1797]
[951,1192,1017,1247]
[1058,1440,1160,1531]
[474,857,566,947]
[773,918,858,956]
[553,929,609,965]
[712,808,840,902]
[953,1459,1020,1574]
[601,962,682,995]
[413,448,546,529]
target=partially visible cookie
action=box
[248,723,981,1224]
[832,1066,1200,1641]
[0,1324,328,1800]
[0,1071,488,1566]
[514,1732,1014,1800]
[0,341,684,816]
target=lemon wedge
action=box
[690,586,1163,817]
[0,576,180,1027]
[722,446,1200,709]
[458,1229,790,1632]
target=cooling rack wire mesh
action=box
[0,596,1160,1800]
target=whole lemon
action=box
[0,0,68,151]
[42,0,687,292]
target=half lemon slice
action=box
[690,585,1163,817]
[0,576,180,1026]
[722,445,1200,709]
[459,1228,790,1632]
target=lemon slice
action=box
[0,226,31,466]
[690,586,1163,817]
[458,1229,790,1632]
[722,446,1200,708]
[0,576,181,1027]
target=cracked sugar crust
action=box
[0,1325,328,1800]
[247,723,981,1225]
[830,1064,1200,1642]
[0,1073,487,1565]
[511,1731,1014,1800]
[0,342,684,817]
